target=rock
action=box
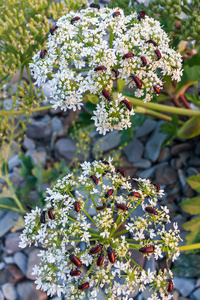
[0,290,4,300]
[17,281,47,300]
[26,249,41,280]
[26,120,51,139]
[40,114,51,124]
[42,82,51,99]
[94,131,122,152]
[7,264,25,283]
[32,151,47,167]
[0,269,12,285]
[186,167,199,177]
[4,256,14,264]
[51,116,62,132]
[178,297,190,300]
[188,156,200,167]
[195,142,200,156]
[174,277,196,297]
[130,249,145,269]
[0,211,19,237]
[23,136,36,150]
[130,204,144,220]
[158,147,171,162]
[144,256,155,272]
[155,165,178,185]
[13,252,27,274]
[173,290,179,300]
[175,152,190,169]
[136,118,157,138]
[178,169,188,194]
[123,137,144,163]
[2,283,17,300]
[171,143,192,155]
[134,159,152,169]
[8,155,21,171]
[136,162,168,179]
[191,287,200,300]
[11,168,23,187]
[54,138,86,163]
[144,121,168,162]
[5,232,22,254]
[0,262,5,270]
[79,241,86,252]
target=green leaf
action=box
[182,217,200,245]
[10,216,25,232]
[32,164,43,184]
[18,153,34,177]
[159,115,178,146]
[177,116,200,139]
[176,65,200,93]
[180,197,200,215]
[0,197,19,211]
[117,79,126,93]
[86,94,99,104]
[185,93,200,108]
[186,174,200,192]
[172,253,200,278]
[85,101,96,112]
[79,112,93,125]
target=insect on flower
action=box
[116,167,127,177]
[153,86,161,94]
[111,68,119,78]
[105,189,114,198]
[107,247,116,263]
[97,205,107,210]
[40,49,47,59]
[78,282,90,290]
[97,251,104,266]
[69,255,82,267]
[167,279,173,293]
[146,39,158,47]
[129,192,141,197]
[48,209,54,220]
[94,65,107,72]
[102,89,112,101]
[153,183,160,192]
[140,56,147,67]
[74,201,80,212]
[121,100,132,111]
[70,270,81,277]
[129,75,142,88]
[139,246,154,254]
[113,11,120,18]
[40,211,46,224]
[50,24,58,35]
[138,10,146,21]
[145,207,158,215]
[116,203,128,211]
[122,52,134,60]
[155,49,162,60]
[90,175,99,185]
[89,244,103,254]
[90,3,100,10]
[102,160,109,165]
[71,16,81,25]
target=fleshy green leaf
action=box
[182,217,200,245]
[117,79,126,93]
[186,174,200,192]
[177,116,200,139]
[180,197,200,215]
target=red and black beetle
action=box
[90,175,99,185]
[78,282,90,290]
[145,207,158,215]
[113,11,120,18]
[40,49,47,59]
[97,205,107,210]
[138,10,146,21]
[112,68,119,78]
[122,52,134,60]
[155,49,162,60]
[90,3,100,10]
[74,201,80,212]
[94,65,107,72]
[71,16,80,25]
[128,192,141,198]
[121,100,132,111]
[97,251,104,266]
[48,209,54,220]
[145,39,158,47]
[116,203,128,211]
[129,75,142,89]
[89,244,103,254]
[102,89,112,101]
[105,189,114,198]
[107,247,116,263]
[69,254,82,267]
[70,269,81,277]
[167,279,173,293]
[116,167,127,177]
[153,183,160,192]
[153,86,160,94]
[139,246,154,254]
[102,160,109,165]
[140,56,147,67]
[40,211,46,224]
[50,24,58,35]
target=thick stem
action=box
[0,105,52,115]
[179,94,191,109]
[179,243,200,252]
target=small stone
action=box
[158,147,171,162]
[5,232,21,254]
[94,131,122,152]
[8,155,21,171]
[11,168,23,187]
[26,120,51,139]
[13,252,27,274]
[2,283,17,300]
[4,256,14,264]
[7,264,25,283]
[0,211,19,237]
[178,169,188,194]
[51,116,62,132]
[54,138,87,163]
[79,241,86,252]
[123,136,144,163]
[144,121,168,162]
[32,151,47,167]
[173,290,179,300]
[0,290,4,300]
[171,143,192,155]
[134,159,152,169]
[26,249,41,280]
[188,156,200,167]
[155,165,178,185]
[0,262,5,270]
[144,255,155,272]
[130,249,145,269]
[187,167,199,177]
[136,162,168,179]
[195,142,200,156]
[191,287,200,300]
[17,281,47,300]
[178,297,190,300]
[174,276,196,297]
[23,136,36,150]
[136,118,157,138]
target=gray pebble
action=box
[136,118,157,138]
[134,159,152,169]
[8,155,21,171]
[79,241,87,252]
[123,136,144,163]
[23,136,36,150]
[2,283,17,300]
[94,131,121,153]
[13,252,27,275]
[0,211,19,238]
[174,277,196,297]
[3,256,14,264]
[26,120,51,139]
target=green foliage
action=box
[177,116,200,139]
[181,174,200,245]
[159,115,178,146]
[185,93,200,108]
[120,114,146,144]
[172,253,200,278]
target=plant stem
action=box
[109,27,114,49]
[179,94,191,109]
[179,243,200,252]
[0,105,52,115]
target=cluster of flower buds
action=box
[30,4,182,134]
[19,158,181,300]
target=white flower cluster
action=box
[19,158,181,299]
[30,5,182,134]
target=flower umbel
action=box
[19,159,181,299]
[30,5,182,134]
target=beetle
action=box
[138,10,146,21]
[90,3,100,10]
[107,247,115,263]
[112,68,119,78]
[102,160,109,165]
[167,279,173,293]
[74,201,80,212]
[40,211,46,224]
[48,209,54,220]
[102,89,112,101]
[116,167,127,177]
[139,246,154,254]
[105,189,114,198]
[122,52,134,60]
[89,244,103,254]
[71,16,80,25]
[145,207,158,215]
[94,65,107,72]
[116,203,128,211]
[70,270,81,277]
[145,39,158,47]
[78,282,90,290]
[97,251,104,266]
[129,75,142,89]
[40,49,47,59]
[128,192,141,198]
[153,86,160,94]
[113,11,120,18]
[90,175,98,185]
[153,183,160,192]
[69,254,82,267]
[50,24,58,35]
[97,205,107,210]
[140,56,147,67]
[121,100,132,111]
[155,49,162,60]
